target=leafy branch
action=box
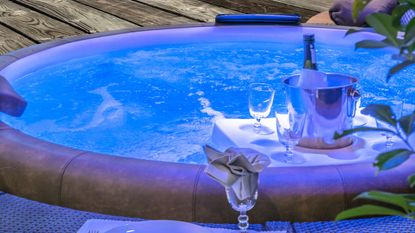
[336,191,415,220]
[348,0,415,80]
[335,104,415,170]
[334,0,415,220]
[335,104,415,220]
[351,0,371,21]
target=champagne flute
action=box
[225,174,258,233]
[275,110,306,164]
[248,83,275,135]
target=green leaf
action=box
[387,60,415,81]
[400,194,415,213]
[391,5,411,27]
[401,193,415,201]
[408,173,415,188]
[400,0,415,5]
[399,112,415,136]
[374,149,413,171]
[355,191,411,213]
[361,104,397,126]
[366,13,399,46]
[404,18,415,45]
[333,126,395,139]
[355,39,391,49]
[408,43,415,56]
[345,28,364,37]
[404,18,415,54]
[352,0,371,22]
[335,204,407,220]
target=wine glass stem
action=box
[253,118,261,133]
[238,210,249,232]
[285,142,294,162]
[254,118,261,128]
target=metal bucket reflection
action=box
[283,73,359,149]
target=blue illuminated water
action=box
[2,42,414,163]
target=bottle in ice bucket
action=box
[298,34,327,88]
[303,34,317,70]
[283,33,359,149]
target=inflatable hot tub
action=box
[0,24,414,223]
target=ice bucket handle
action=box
[347,88,361,117]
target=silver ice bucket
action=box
[283,73,359,149]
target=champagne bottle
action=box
[303,34,317,70]
[299,34,326,88]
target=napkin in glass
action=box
[204,145,271,201]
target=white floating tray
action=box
[210,116,400,167]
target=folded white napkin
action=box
[204,145,271,201]
[77,219,286,233]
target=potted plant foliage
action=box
[335,0,415,220]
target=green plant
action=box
[335,105,415,220]
[348,0,415,80]
[334,0,415,220]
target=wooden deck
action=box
[0,0,332,55]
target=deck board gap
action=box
[71,0,148,27]
[131,0,206,22]
[0,21,39,44]
[69,0,143,28]
[10,0,93,34]
[74,0,195,26]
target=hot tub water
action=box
[2,42,414,164]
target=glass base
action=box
[252,125,274,135]
[271,152,306,164]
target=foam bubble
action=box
[198,97,225,121]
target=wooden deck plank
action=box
[200,0,323,21]
[0,0,331,55]
[133,0,239,22]
[74,0,195,26]
[0,24,34,54]
[0,0,83,43]
[14,0,137,33]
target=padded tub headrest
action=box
[0,76,27,117]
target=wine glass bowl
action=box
[248,83,275,135]
[225,175,259,233]
[225,188,258,212]
[275,111,306,163]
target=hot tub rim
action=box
[0,23,412,223]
